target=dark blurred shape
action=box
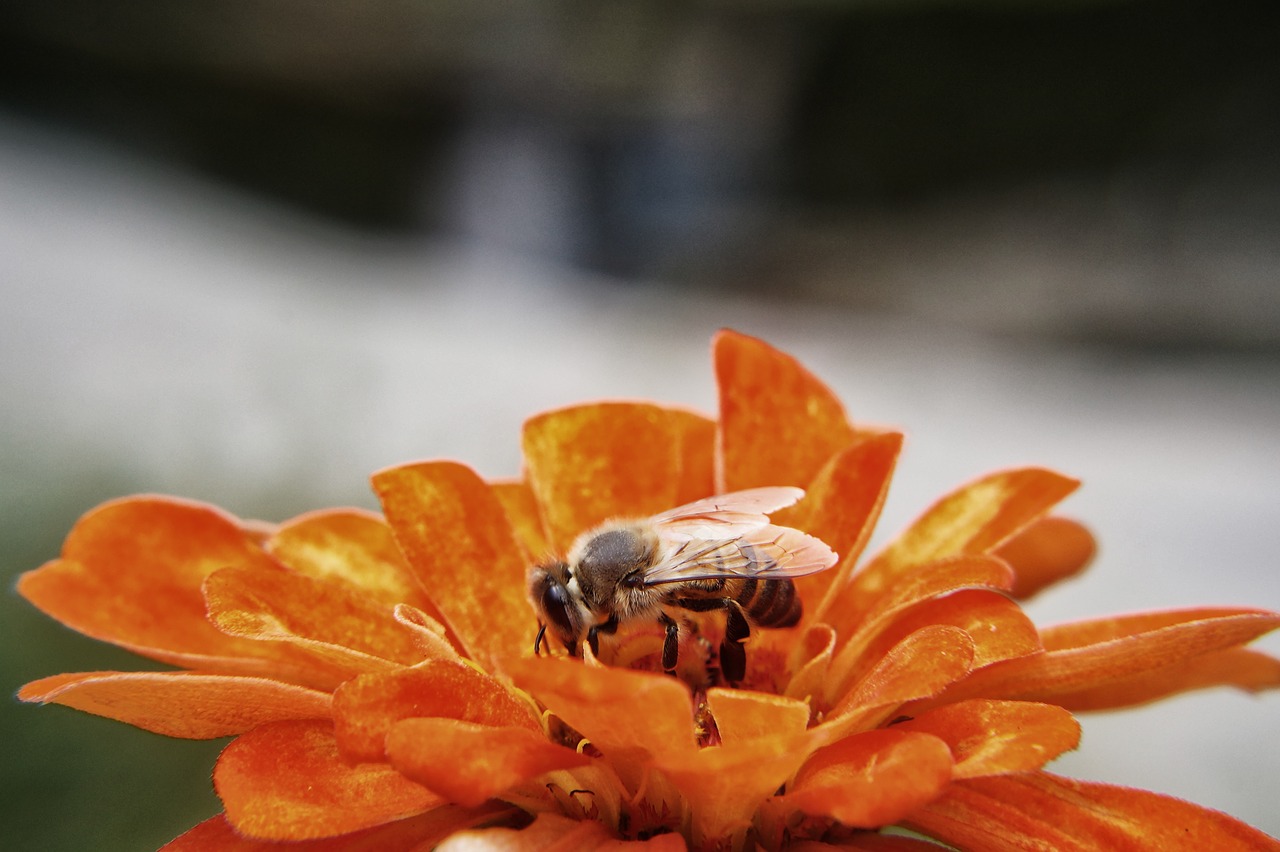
[789,2,1277,200]
[2,0,1277,337]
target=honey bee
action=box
[528,486,837,683]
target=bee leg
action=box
[534,623,548,655]
[659,612,680,674]
[720,601,751,684]
[587,616,619,658]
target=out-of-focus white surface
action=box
[3,117,1278,837]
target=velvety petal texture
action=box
[905,772,1280,852]
[215,720,441,840]
[16,330,1279,850]
[19,671,330,739]
[18,497,284,670]
[372,461,532,673]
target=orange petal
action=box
[795,432,904,623]
[784,623,837,703]
[994,516,1095,599]
[436,812,687,851]
[779,729,953,828]
[204,564,420,689]
[491,478,552,562]
[215,719,440,840]
[713,329,856,492]
[1044,646,1280,712]
[17,496,279,669]
[506,657,697,767]
[387,717,590,807]
[825,551,1015,645]
[844,469,1078,627]
[829,560,1026,694]
[934,608,1280,706]
[267,509,442,617]
[392,604,464,661]
[1039,606,1279,650]
[162,805,516,851]
[668,407,717,506]
[660,728,820,847]
[904,771,1280,851]
[372,461,533,672]
[18,671,329,739]
[826,626,975,731]
[522,403,684,552]
[845,589,1041,684]
[705,688,810,746]
[332,659,541,762]
[895,699,1080,779]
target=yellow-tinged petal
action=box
[205,564,424,664]
[373,461,532,672]
[491,479,552,562]
[904,771,1280,851]
[17,496,281,669]
[794,432,903,622]
[778,729,953,828]
[705,688,810,746]
[713,329,856,493]
[506,657,697,766]
[436,812,687,851]
[387,717,591,807]
[18,671,330,739]
[267,509,437,614]
[994,515,1095,599]
[932,607,1280,707]
[894,699,1080,779]
[162,805,516,851]
[204,565,416,689]
[332,659,541,763]
[1050,647,1280,712]
[215,720,440,841]
[522,403,685,552]
[833,469,1078,633]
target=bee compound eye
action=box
[540,581,577,636]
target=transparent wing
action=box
[649,486,806,542]
[641,522,838,586]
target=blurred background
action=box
[2,1,1278,848]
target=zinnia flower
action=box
[18,329,1280,850]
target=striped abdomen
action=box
[731,576,802,628]
[673,575,802,628]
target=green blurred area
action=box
[2,481,227,851]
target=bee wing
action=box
[649,486,806,542]
[641,523,838,586]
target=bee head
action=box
[528,560,586,651]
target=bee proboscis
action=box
[527,486,837,683]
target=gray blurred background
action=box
[2,2,1278,849]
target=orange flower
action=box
[18,329,1280,851]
